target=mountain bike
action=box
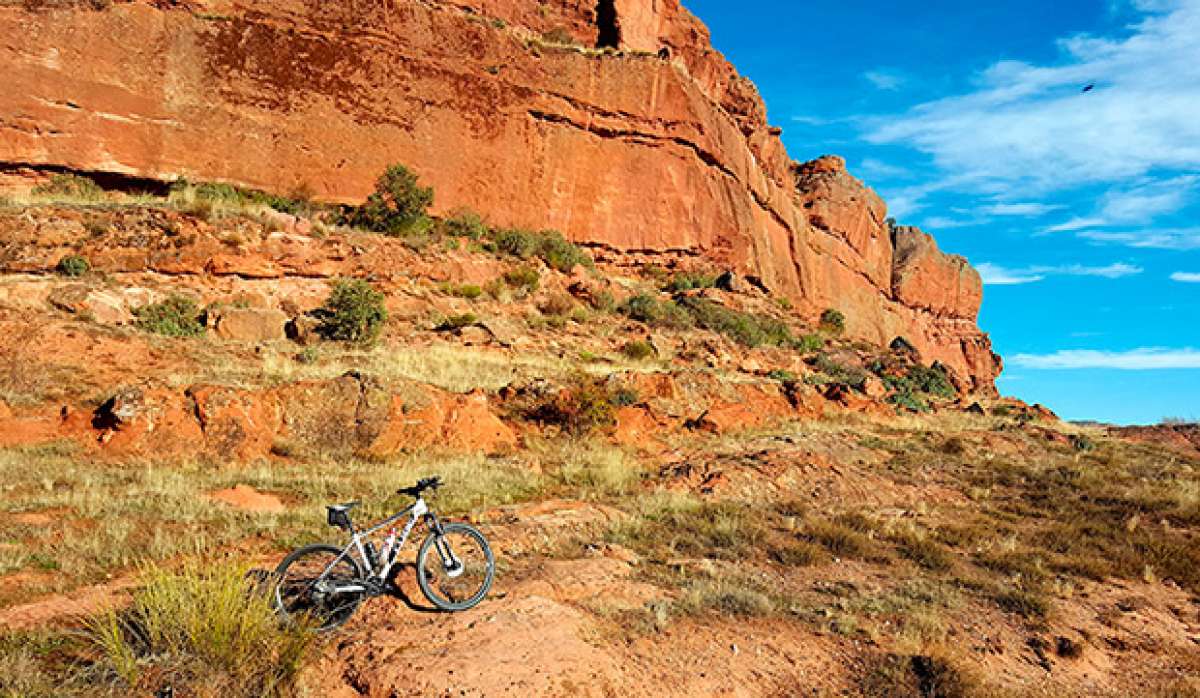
[273,476,495,631]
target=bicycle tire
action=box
[416,523,495,611]
[274,544,366,632]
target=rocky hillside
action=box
[0,0,1001,392]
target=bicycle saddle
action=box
[328,501,360,512]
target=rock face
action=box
[0,0,1001,391]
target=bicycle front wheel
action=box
[416,523,495,611]
[274,544,365,632]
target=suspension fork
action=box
[425,513,461,570]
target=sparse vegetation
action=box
[436,312,479,331]
[55,254,90,277]
[133,295,205,337]
[664,271,718,292]
[314,279,388,344]
[621,340,655,360]
[805,354,869,391]
[32,173,104,201]
[89,562,317,696]
[489,227,593,272]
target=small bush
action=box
[539,292,577,317]
[449,284,483,300]
[347,164,434,235]
[55,254,90,277]
[33,173,104,200]
[795,333,825,353]
[436,313,479,331]
[619,293,693,329]
[767,369,797,382]
[621,340,655,360]
[440,209,488,239]
[88,562,316,696]
[315,279,388,343]
[502,266,541,294]
[523,376,636,436]
[676,296,795,348]
[993,587,1051,619]
[806,354,868,391]
[802,518,875,559]
[133,295,205,337]
[819,308,846,335]
[665,271,718,292]
[677,578,774,617]
[490,228,593,271]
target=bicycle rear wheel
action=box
[416,523,494,611]
[274,544,365,632]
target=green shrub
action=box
[449,284,483,300]
[676,296,794,348]
[168,179,311,217]
[805,354,868,391]
[619,293,693,329]
[436,313,478,331]
[524,376,636,436]
[767,369,797,382]
[665,272,718,292]
[347,165,434,235]
[133,295,205,337]
[489,228,593,272]
[440,209,488,239]
[33,173,103,200]
[819,308,846,335]
[621,340,655,360]
[55,254,90,277]
[502,266,541,294]
[88,562,316,695]
[315,279,388,343]
[795,333,825,353]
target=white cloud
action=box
[982,202,1062,216]
[1098,175,1197,221]
[864,1,1200,192]
[1011,347,1200,369]
[977,263,1045,284]
[1171,271,1200,282]
[977,262,1143,285]
[1080,227,1200,249]
[1044,217,1107,233]
[864,70,905,91]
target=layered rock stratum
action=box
[0,0,1001,391]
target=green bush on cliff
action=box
[819,308,846,335]
[347,165,434,236]
[675,296,795,348]
[133,295,205,337]
[56,255,90,277]
[315,279,388,344]
[490,228,593,272]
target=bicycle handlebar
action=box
[397,476,442,497]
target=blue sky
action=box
[686,0,1200,424]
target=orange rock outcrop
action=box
[0,0,1000,391]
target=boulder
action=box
[211,307,288,342]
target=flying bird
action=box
[1082,83,1096,93]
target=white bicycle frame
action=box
[321,496,434,595]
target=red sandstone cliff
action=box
[0,0,1001,391]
